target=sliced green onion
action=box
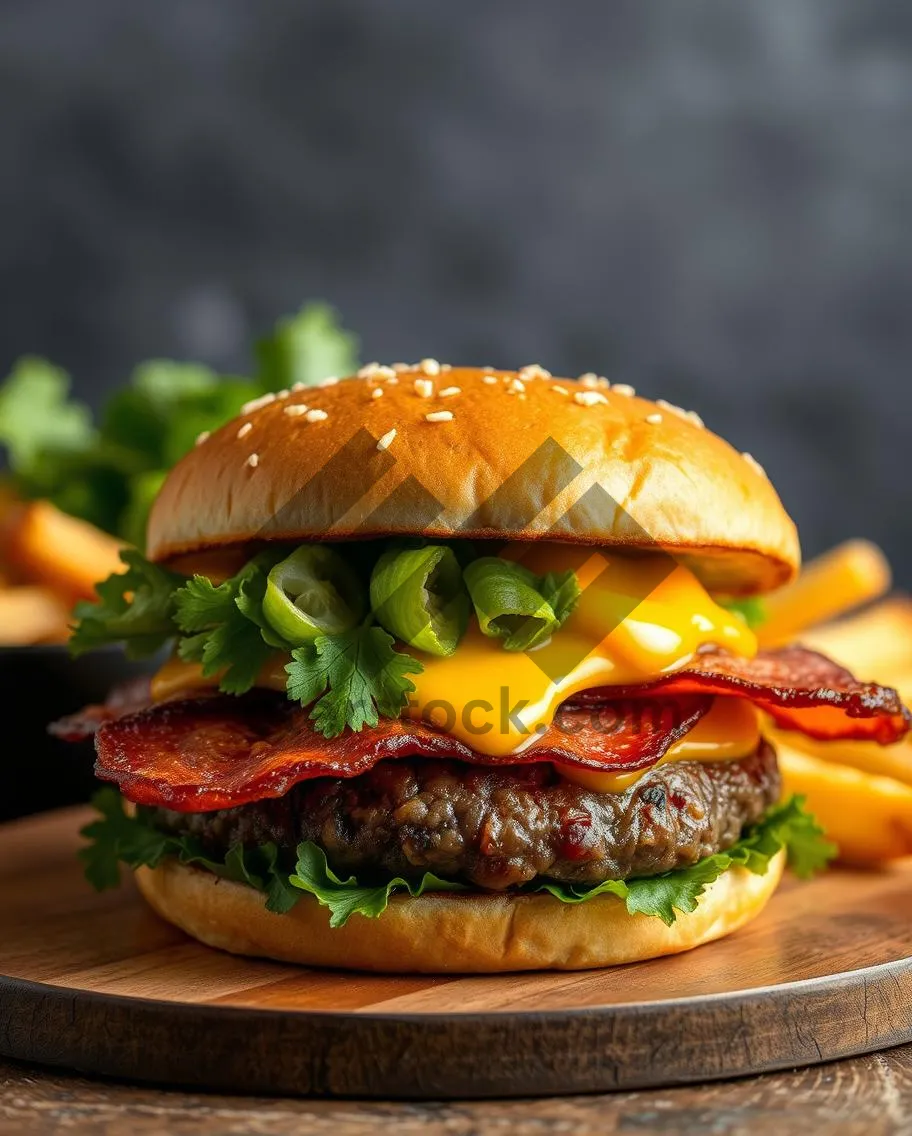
[263,545,365,645]
[370,545,469,657]
[463,557,580,651]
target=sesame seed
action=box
[414,378,434,398]
[195,430,210,446]
[283,404,310,417]
[276,389,290,399]
[578,372,600,388]
[612,384,636,397]
[519,364,551,380]
[507,378,526,395]
[743,452,767,478]
[482,374,498,385]
[645,413,663,425]
[655,399,705,429]
[656,399,687,419]
[481,365,495,371]
[419,358,442,376]
[291,381,309,392]
[391,362,410,372]
[237,422,253,439]
[377,428,397,451]
[246,453,259,468]
[439,386,461,397]
[305,409,328,423]
[574,390,609,407]
[371,386,384,399]
[319,376,339,388]
[386,376,399,384]
[550,385,569,396]
[358,363,396,380]
[440,363,452,371]
[425,410,454,423]
[240,392,276,415]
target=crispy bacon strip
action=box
[94,693,712,811]
[573,645,910,745]
[48,675,152,743]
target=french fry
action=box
[778,743,912,863]
[799,597,912,679]
[0,586,71,645]
[4,500,124,604]
[758,540,892,647]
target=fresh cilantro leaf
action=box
[173,554,289,695]
[290,841,468,928]
[0,356,95,472]
[70,550,183,658]
[286,624,422,738]
[255,303,358,391]
[720,596,767,630]
[80,789,301,915]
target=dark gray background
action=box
[1,0,910,580]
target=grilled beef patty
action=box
[147,741,779,890]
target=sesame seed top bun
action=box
[147,364,800,595]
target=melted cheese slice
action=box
[152,545,757,779]
[400,545,755,756]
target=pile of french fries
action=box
[0,492,123,645]
[758,540,912,863]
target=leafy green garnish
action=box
[720,596,767,630]
[256,303,359,391]
[0,357,94,473]
[286,624,423,737]
[289,842,467,928]
[70,550,183,659]
[80,788,299,914]
[173,553,290,695]
[0,303,358,544]
[81,794,834,929]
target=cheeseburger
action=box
[60,364,909,972]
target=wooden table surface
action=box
[2,1046,910,1136]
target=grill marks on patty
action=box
[149,744,780,890]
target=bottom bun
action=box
[134,849,785,973]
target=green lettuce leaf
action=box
[290,795,834,927]
[80,788,299,914]
[533,795,835,925]
[81,793,834,929]
[290,842,468,928]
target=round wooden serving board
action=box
[3,808,912,1099]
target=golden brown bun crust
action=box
[134,849,785,973]
[148,367,799,593]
